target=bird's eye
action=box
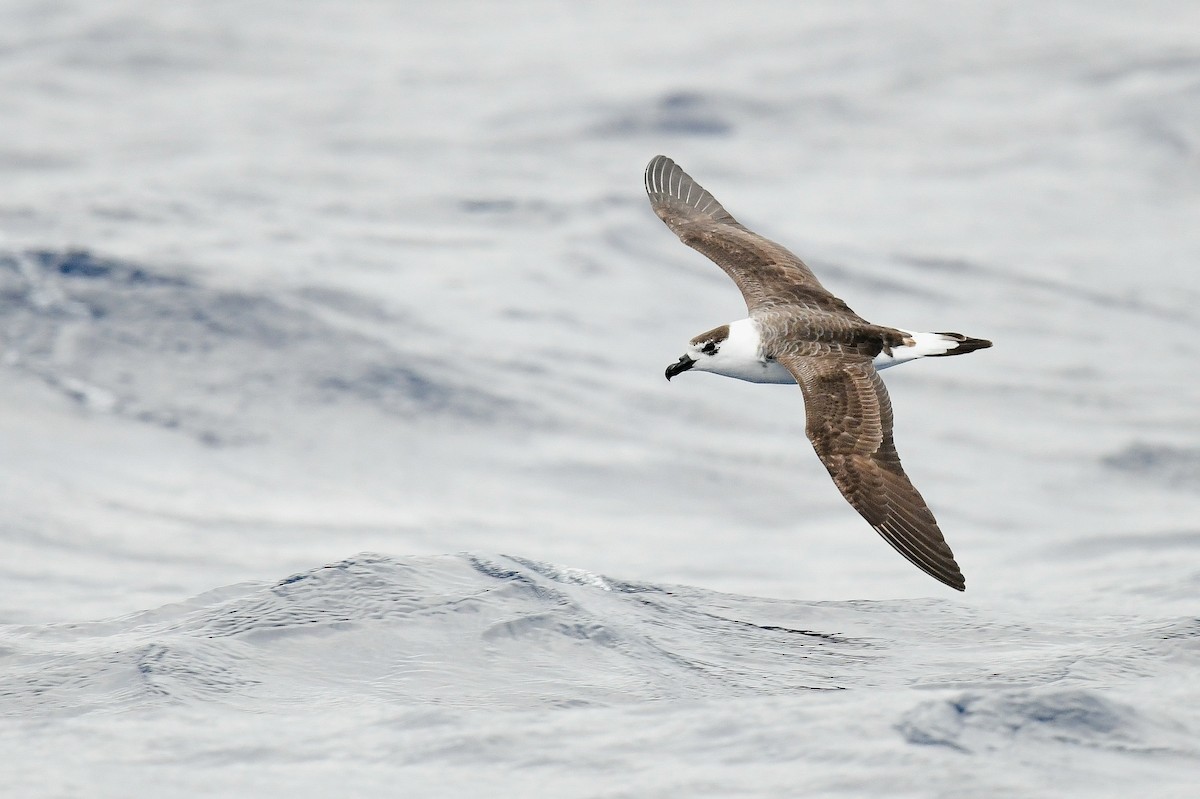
[702,342,717,354]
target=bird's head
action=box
[665,324,730,380]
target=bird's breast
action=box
[708,356,796,384]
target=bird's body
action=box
[646,155,991,592]
[673,318,989,384]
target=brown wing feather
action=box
[777,352,966,591]
[644,155,843,313]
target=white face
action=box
[664,333,724,380]
[664,318,794,385]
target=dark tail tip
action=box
[929,333,992,357]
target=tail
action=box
[925,331,993,358]
[875,330,992,370]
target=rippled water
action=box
[2,1,1199,796]
[3,554,1197,795]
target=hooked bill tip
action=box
[665,355,695,381]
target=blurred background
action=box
[2,2,1199,793]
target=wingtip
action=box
[645,154,673,172]
[643,155,739,226]
[643,155,676,198]
[938,560,966,592]
[922,561,965,592]
[931,558,966,592]
[871,516,967,593]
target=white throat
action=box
[694,318,794,384]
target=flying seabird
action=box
[646,155,991,591]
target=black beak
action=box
[665,355,696,381]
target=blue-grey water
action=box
[2,2,1199,796]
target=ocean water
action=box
[2,1,1199,796]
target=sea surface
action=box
[2,2,1199,796]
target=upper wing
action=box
[644,155,840,313]
[777,352,966,591]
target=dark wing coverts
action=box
[779,353,966,591]
[644,155,838,312]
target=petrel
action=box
[646,155,990,591]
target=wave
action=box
[3,551,1196,756]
